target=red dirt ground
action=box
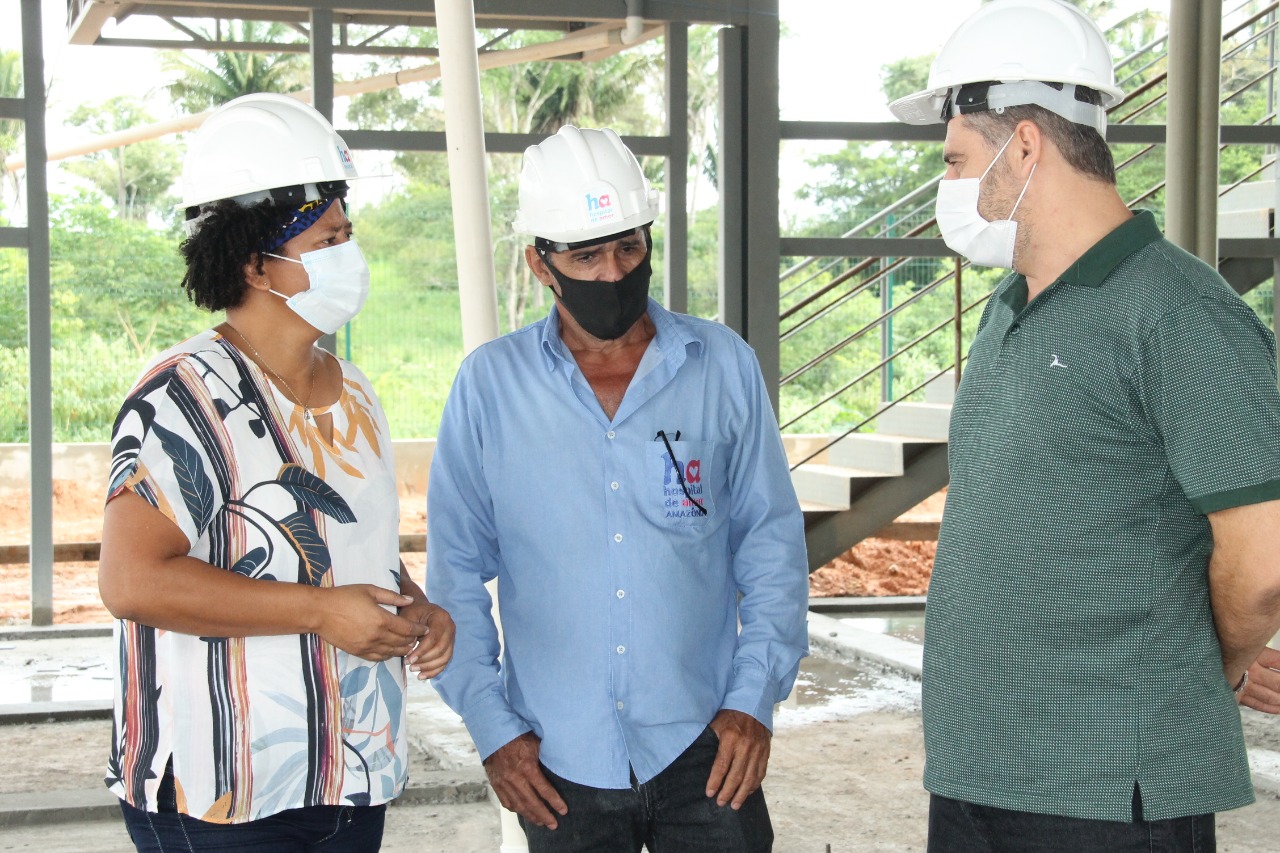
[0,480,941,624]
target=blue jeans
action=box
[118,763,386,852]
[519,727,773,852]
[927,791,1216,853]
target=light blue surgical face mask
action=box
[266,240,370,334]
[935,131,1036,269]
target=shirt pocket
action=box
[647,439,717,525]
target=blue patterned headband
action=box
[262,196,340,252]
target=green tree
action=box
[48,190,192,349]
[161,21,308,113]
[63,98,182,220]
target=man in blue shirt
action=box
[426,125,809,852]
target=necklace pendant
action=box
[303,408,315,427]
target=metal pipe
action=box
[4,22,653,172]
[954,257,963,388]
[437,0,499,354]
[1196,0,1224,266]
[622,0,645,44]
[1165,0,1200,253]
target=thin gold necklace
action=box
[225,323,318,426]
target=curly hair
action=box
[178,199,291,312]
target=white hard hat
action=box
[512,125,659,244]
[888,0,1124,136]
[180,92,359,210]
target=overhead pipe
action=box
[3,21,662,173]
[622,0,645,44]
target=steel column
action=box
[22,0,52,626]
[742,7,781,413]
[311,6,338,353]
[717,26,745,336]
[1165,0,1199,253]
[663,22,689,313]
[1196,0,1223,266]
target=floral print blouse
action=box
[104,330,405,823]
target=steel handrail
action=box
[780,3,1278,454]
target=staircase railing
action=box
[782,0,1278,473]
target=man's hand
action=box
[404,600,456,679]
[705,709,771,810]
[1239,646,1280,714]
[484,733,568,830]
[315,585,424,661]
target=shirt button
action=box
[610,481,620,491]
[616,701,625,710]
[616,645,626,654]
[613,533,623,543]
[1010,325,1021,335]
[606,430,616,439]
[616,589,626,599]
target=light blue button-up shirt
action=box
[427,299,809,788]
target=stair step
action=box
[874,402,952,440]
[790,463,890,510]
[827,432,947,473]
[923,370,958,405]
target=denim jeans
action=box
[118,762,386,852]
[927,791,1216,853]
[518,727,773,852]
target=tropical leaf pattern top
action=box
[104,330,407,824]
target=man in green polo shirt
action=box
[888,1,1280,850]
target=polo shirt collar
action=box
[1057,209,1163,288]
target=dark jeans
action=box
[519,727,773,852]
[928,791,1216,853]
[118,762,386,852]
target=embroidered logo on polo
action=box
[1050,354,1068,369]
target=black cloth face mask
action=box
[540,235,652,341]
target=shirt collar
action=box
[1056,209,1163,288]
[537,298,702,373]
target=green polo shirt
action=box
[924,210,1280,822]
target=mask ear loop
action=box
[979,131,1019,183]
[1007,163,1036,219]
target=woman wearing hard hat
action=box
[97,93,453,850]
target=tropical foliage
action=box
[161,21,308,113]
[1,10,1276,444]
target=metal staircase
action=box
[787,1,1280,570]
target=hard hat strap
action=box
[945,81,1108,138]
[534,225,650,255]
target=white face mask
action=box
[935,132,1036,269]
[266,240,371,334]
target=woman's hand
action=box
[315,584,425,661]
